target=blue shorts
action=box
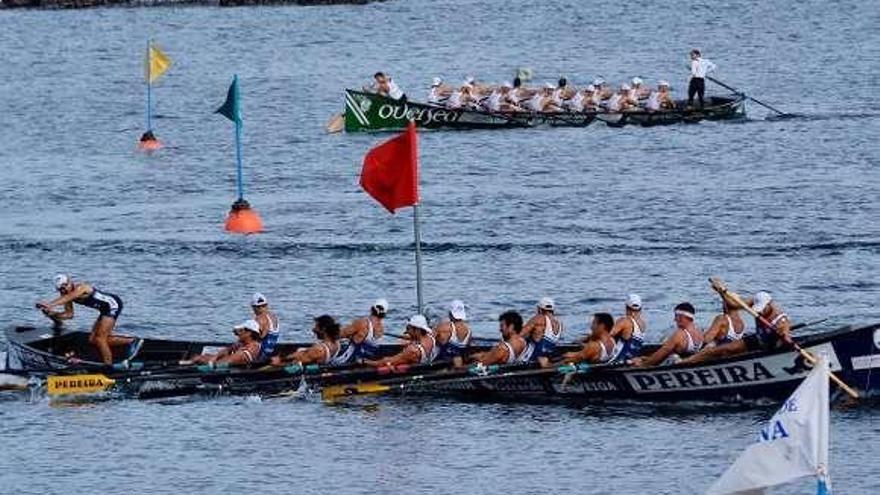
[533,338,557,358]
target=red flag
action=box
[360,122,419,214]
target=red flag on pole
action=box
[360,121,419,214]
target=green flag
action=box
[216,75,241,124]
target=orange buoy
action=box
[225,198,263,234]
[138,130,162,151]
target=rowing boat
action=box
[343,89,597,132]
[597,95,746,127]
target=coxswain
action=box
[687,49,716,108]
[365,315,435,367]
[609,293,647,362]
[188,320,263,367]
[337,299,388,363]
[560,313,616,364]
[250,292,280,362]
[631,302,703,367]
[700,295,746,348]
[432,300,472,367]
[270,315,342,367]
[427,77,450,104]
[645,80,675,112]
[371,72,406,100]
[36,274,140,365]
[471,310,534,366]
[682,291,792,365]
[630,77,650,99]
[520,297,564,367]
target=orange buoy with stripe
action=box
[225,199,263,234]
[138,130,162,151]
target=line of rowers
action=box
[37,274,792,371]
[189,290,793,372]
[429,76,676,114]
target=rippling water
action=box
[1,0,879,493]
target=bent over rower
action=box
[521,297,564,367]
[36,274,140,365]
[337,299,388,363]
[432,300,472,367]
[250,292,280,362]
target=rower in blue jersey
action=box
[36,274,141,365]
[683,290,793,365]
[271,315,342,367]
[365,315,435,368]
[609,293,647,362]
[701,295,746,348]
[250,292,280,362]
[432,299,472,367]
[337,299,388,364]
[520,297,564,367]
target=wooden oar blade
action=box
[321,382,391,401]
[325,113,344,133]
[47,374,115,396]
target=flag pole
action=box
[145,39,152,132]
[233,75,244,201]
[413,202,424,314]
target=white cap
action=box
[621,83,632,91]
[658,80,670,87]
[632,77,644,85]
[592,77,605,86]
[464,76,475,85]
[53,274,70,289]
[544,82,555,89]
[625,293,642,310]
[251,292,268,307]
[372,298,389,313]
[431,77,442,87]
[234,319,261,334]
[585,84,596,92]
[752,291,773,313]
[501,82,512,89]
[449,300,467,320]
[538,296,555,311]
[406,314,431,333]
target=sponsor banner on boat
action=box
[851,355,880,371]
[625,343,840,394]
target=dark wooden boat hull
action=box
[597,95,746,127]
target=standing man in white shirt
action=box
[687,49,717,109]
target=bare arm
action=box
[474,343,507,366]
[520,315,539,340]
[365,345,419,367]
[561,342,597,363]
[701,315,727,345]
[634,333,681,368]
[340,319,365,342]
[38,284,91,310]
[609,317,631,340]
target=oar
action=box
[709,277,859,399]
[325,113,344,133]
[705,76,793,117]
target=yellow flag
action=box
[146,44,172,83]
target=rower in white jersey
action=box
[471,310,534,366]
[365,314,436,367]
[250,292,281,362]
[484,86,505,112]
[270,315,342,367]
[552,77,574,106]
[606,84,638,112]
[630,77,651,100]
[632,302,703,367]
[528,84,562,113]
[432,299,472,367]
[609,293,647,362]
[567,85,599,112]
[561,313,616,364]
[701,295,746,348]
[592,77,613,100]
[337,299,387,364]
[446,84,475,109]
[427,77,451,105]
[371,72,405,100]
[645,80,676,111]
[521,297,564,367]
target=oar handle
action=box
[709,278,858,398]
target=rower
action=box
[528,84,561,113]
[432,299,472,367]
[609,293,647,362]
[521,297,564,367]
[553,77,574,105]
[687,49,716,109]
[701,295,746,348]
[471,310,534,366]
[606,84,637,112]
[485,86,505,112]
[36,274,140,365]
[427,77,449,105]
[270,315,342,367]
[631,302,703,367]
[682,291,792,365]
[447,84,475,110]
[371,72,406,100]
[188,320,263,367]
[630,77,650,99]
[560,313,616,364]
[250,292,280,362]
[592,78,613,100]
[645,80,675,112]
[365,314,435,367]
[337,299,388,363]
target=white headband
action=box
[674,310,695,320]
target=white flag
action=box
[707,354,830,495]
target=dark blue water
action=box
[1,1,879,493]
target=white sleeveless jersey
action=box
[387,79,404,100]
[543,315,563,343]
[447,91,464,109]
[528,93,545,112]
[486,91,503,112]
[646,92,662,111]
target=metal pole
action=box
[413,203,424,314]
[145,39,152,131]
[233,76,244,200]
